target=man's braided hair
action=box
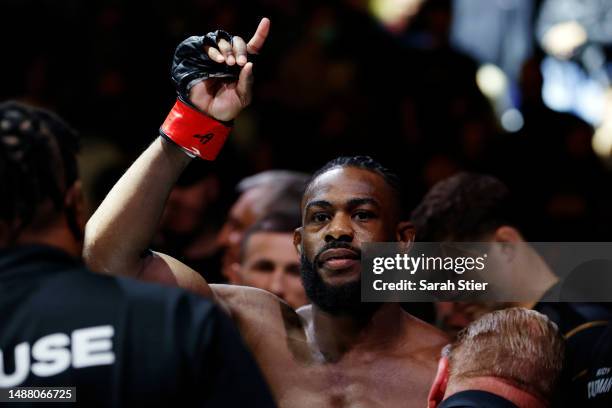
[0,101,80,240]
[306,156,406,218]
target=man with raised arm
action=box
[84,18,448,407]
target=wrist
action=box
[159,97,232,160]
[158,134,196,167]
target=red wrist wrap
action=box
[160,98,232,160]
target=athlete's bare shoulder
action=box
[398,311,449,363]
[210,284,296,317]
[211,284,308,350]
[405,312,449,341]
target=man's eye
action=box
[286,264,301,277]
[312,213,330,222]
[252,260,275,273]
[354,211,375,221]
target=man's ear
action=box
[427,356,450,408]
[493,225,523,243]
[294,227,303,256]
[396,221,416,243]
[492,226,523,262]
[229,261,243,284]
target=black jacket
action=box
[0,245,275,407]
[439,390,518,408]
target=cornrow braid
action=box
[0,101,80,240]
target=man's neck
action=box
[308,303,405,362]
[514,249,558,309]
[445,376,546,408]
[15,222,81,259]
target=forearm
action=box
[84,136,191,277]
[84,18,268,278]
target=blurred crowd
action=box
[3,0,612,248]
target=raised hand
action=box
[189,18,270,121]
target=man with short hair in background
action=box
[428,308,565,408]
[232,213,308,309]
[217,169,309,282]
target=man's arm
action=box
[84,136,188,277]
[83,138,218,296]
[83,19,270,299]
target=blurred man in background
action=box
[0,101,275,406]
[412,171,612,406]
[217,169,309,282]
[411,172,612,330]
[428,308,565,408]
[411,172,559,335]
[153,164,308,285]
[232,212,308,309]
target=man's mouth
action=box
[318,248,360,271]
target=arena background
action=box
[2,0,612,241]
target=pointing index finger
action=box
[246,17,270,55]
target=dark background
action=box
[2,0,611,240]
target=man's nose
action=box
[325,213,353,243]
[268,269,286,300]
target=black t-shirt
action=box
[0,245,276,407]
[534,300,612,407]
[578,322,612,406]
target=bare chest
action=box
[256,342,436,408]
